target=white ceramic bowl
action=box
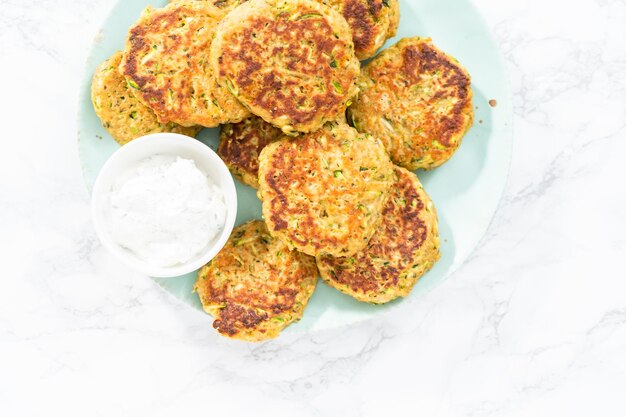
[91,133,237,278]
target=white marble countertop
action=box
[1,0,625,415]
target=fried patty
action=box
[258,122,394,257]
[211,0,360,134]
[119,1,249,128]
[218,116,283,189]
[171,0,400,60]
[317,166,440,303]
[321,0,399,60]
[90,52,201,145]
[194,220,318,341]
[348,37,474,170]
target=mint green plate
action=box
[78,0,512,332]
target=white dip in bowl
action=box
[91,133,237,278]
[107,155,226,268]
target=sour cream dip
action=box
[105,155,226,268]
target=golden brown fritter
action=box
[218,116,283,189]
[91,52,201,145]
[194,220,318,341]
[320,0,399,60]
[258,122,394,257]
[119,1,249,127]
[223,0,399,60]
[211,0,360,134]
[348,37,474,170]
[317,167,440,303]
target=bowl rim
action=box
[91,133,237,278]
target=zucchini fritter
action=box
[349,37,474,170]
[194,220,318,341]
[119,1,249,127]
[91,52,201,145]
[317,167,440,303]
[321,0,399,60]
[258,122,394,257]
[218,116,283,189]
[211,0,360,134]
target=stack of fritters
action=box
[91,0,475,341]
